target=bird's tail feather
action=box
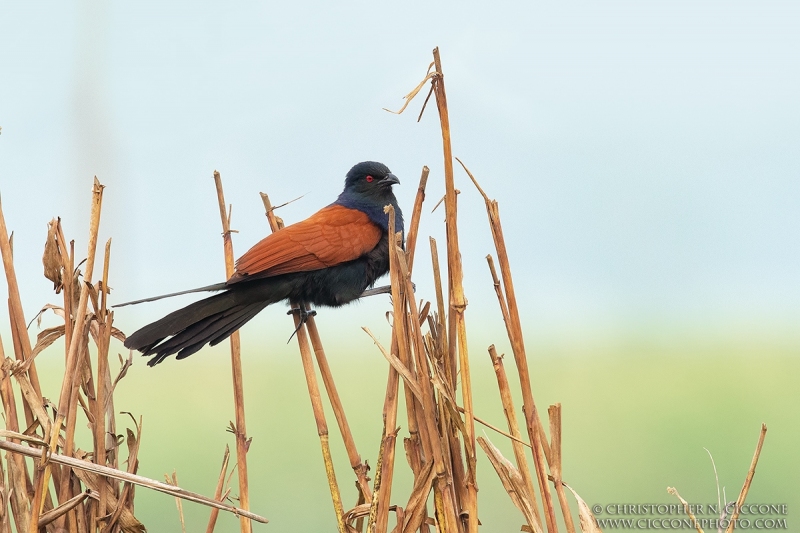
[113,282,229,308]
[124,279,288,365]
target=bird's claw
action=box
[286,307,317,343]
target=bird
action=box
[122,161,404,366]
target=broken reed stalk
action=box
[205,445,231,533]
[166,471,188,533]
[372,166,429,533]
[724,424,768,533]
[387,204,461,533]
[460,159,560,533]
[259,192,346,533]
[45,177,105,533]
[93,238,113,530]
[547,404,576,533]
[213,170,253,533]
[0,194,43,398]
[0,199,35,533]
[431,46,478,532]
[0,440,268,523]
[488,345,543,533]
[305,316,372,501]
[0,340,31,533]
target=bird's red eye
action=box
[366,175,374,182]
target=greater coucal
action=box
[123,161,403,365]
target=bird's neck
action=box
[334,191,404,234]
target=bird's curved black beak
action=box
[384,173,400,186]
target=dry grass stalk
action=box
[259,192,346,533]
[666,487,703,533]
[387,205,461,533]
[560,483,602,533]
[430,47,478,533]
[477,436,539,531]
[213,170,253,533]
[0,440,267,523]
[31,178,103,533]
[460,159,559,532]
[39,490,91,528]
[205,445,231,533]
[547,404,576,533]
[724,424,767,533]
[1,178,274,532]
[487,346,542,532]
[165,471,187,533]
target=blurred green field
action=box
[30,333,798,533]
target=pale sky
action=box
[1,1,798,343]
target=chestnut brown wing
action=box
[229,204,382,283]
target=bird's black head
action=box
[343,161,400,197]
[336,160,403,233]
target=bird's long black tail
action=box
[124,279,290,366]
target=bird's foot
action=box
[286,307,317,343]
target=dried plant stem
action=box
[0,193,43,398]
[547,404,575,533]
[431,47,478,532]
[294,315,347,533]
[0,340,31,533]
[213,170,252,533]
[666,488,703,533]
[388,205,459,533]
[260,192,346,533]
[0,192,41,533]
[205,445,231,533]
[0,440,268,523]
[305,315,373,501]
[463,158,559,533]
[428,239,450,383]
[93,241,113,530]
[166,471,187,533]
[487,346,542,532]
[39,490,91,529]
[725,424,767,533]
[42,178,104,533]
[373,169,429,533]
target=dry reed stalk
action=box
[372,167,429,533]
[39,490,91,529]
[386,205,461,533]
[428,239,449,383]
[373,176,430,533]
[213,170,253,533]
[724,424,767,533]
[0,194,43,399]
[0,339,31,533]
[666,488,703,533]
[165,471,187,533]
[259,192,346,533]
[430,47,478,532]
[205,445,231,533]
[304,316,373,500]
[37,177,104,533]
[546,404,576,533]
[460,160,559,533]
[0,440,268,523]
[477,436,539,528]
[487,346,542,532]
[93,240,113,530]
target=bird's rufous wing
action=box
[228,204,382,282]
